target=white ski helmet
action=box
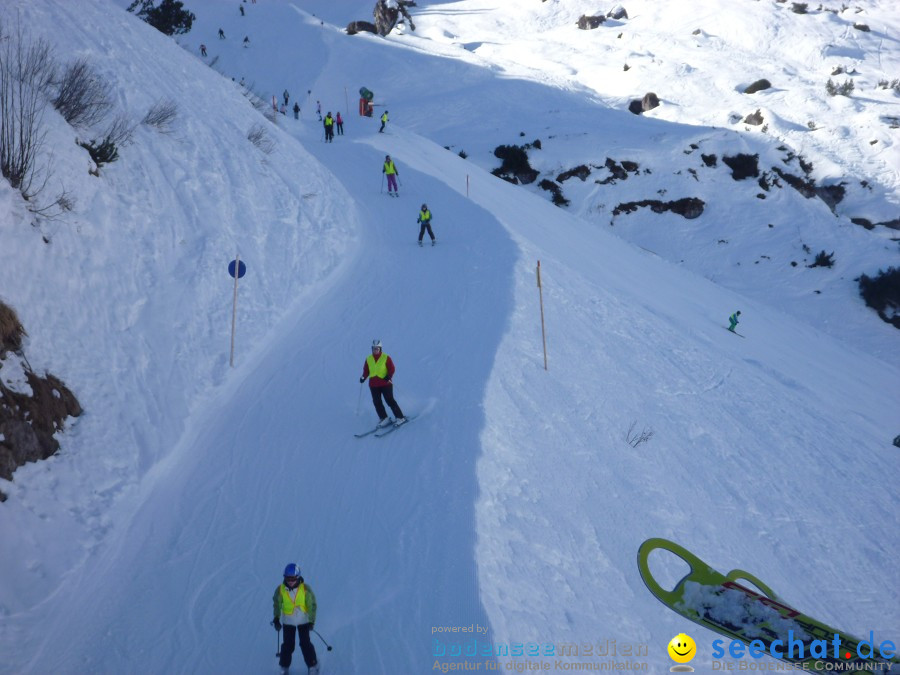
[372,339,382,350]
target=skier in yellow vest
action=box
[272,563,319,674]
[360,339,407,427]
[383,155,400,197]
[417,203,435,247]
[379,109,388,133]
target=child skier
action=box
[417,203,435,246]
[359,340,407,428]
[272,563,319,675]
[383,155,399,196]
[728,310,741,332]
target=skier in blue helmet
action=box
[272,563,318,674]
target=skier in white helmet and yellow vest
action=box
[359,339,407,428]
[272,563,318,674]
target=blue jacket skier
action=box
[728,311,741,332]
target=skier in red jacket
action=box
[359,340,407,428]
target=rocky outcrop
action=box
[744,78,772,94]
[577,15,605,29]
[642,92,660,111]
[744,109,764,125]
[613,197,705,220]
[373,0,416,36]
[0,302,81,501]
[347,21,377,35]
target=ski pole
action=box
[273,621,281,657]
[356,381,363,416]
[380,173,384,193]
[313,628,334,651]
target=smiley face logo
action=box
[667,633,696,664]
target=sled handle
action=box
[637,538,710,605]
[724,569,780,601]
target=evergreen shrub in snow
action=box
[492,144,538,184]
[825,78,854,96]
[127,0,196,36]
[808,251,835,268]
[79,137,119,167]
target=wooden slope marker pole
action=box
[537,260,548,371]
[229,254,244,367]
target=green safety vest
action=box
[384,161,397,175]
[419,209,431,223]
[366,353,389,378]
[279,583,308,615]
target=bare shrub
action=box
[103,113,137,147]
[27,187,76,221]
[52,58,112,127]
[625,421,654,448]
[247,124,274,154]
[0,21,55,198]
[142,98,178,132]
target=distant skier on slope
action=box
[417,203,435,246]
[323,112,334,142]
[293,102,300,119]
[379,109,389,133]
[728,310,741,332]
[335,112,344,135]
[359,340,407,428]
[383,155,400,196]
[272,563,319,675]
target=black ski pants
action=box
[279,623,317,669]
[418,222,435,242]
[371,384,403,420]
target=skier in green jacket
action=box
[272,563,318,674]
[728,311,741,332]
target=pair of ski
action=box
[354,416,415,439]
[638,538,899,670]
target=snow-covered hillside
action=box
[0,0,897,673]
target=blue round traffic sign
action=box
[228,259,247,279]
